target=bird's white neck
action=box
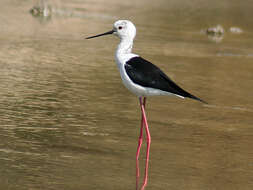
[116,38,133,55]
[115,38,138,70]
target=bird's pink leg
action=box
[140,97,151,190]
[136,97,146,190]
[136,97,146,161]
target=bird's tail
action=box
[187,94,207,104]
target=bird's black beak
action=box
[86,30,115,39]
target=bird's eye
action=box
[118,26,122,30]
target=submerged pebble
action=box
[206,25,224,36]
[30,5,51,17]
[230,27,243,34]
[30,0,52,17]
[203,25,243,43]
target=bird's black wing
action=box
[125,56,205,103]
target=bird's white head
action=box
[86,20,136,42]
[113,20,136,41]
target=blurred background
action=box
[0,0,252,189]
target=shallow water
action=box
[0,0,253,189]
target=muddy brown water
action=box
[0,0,253,189]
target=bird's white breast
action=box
[115,53,143,96]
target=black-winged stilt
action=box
[86,20,206,190]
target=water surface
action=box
[0,0,253,189]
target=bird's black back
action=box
[125,56,205,103]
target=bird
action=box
[86,20,206,190]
